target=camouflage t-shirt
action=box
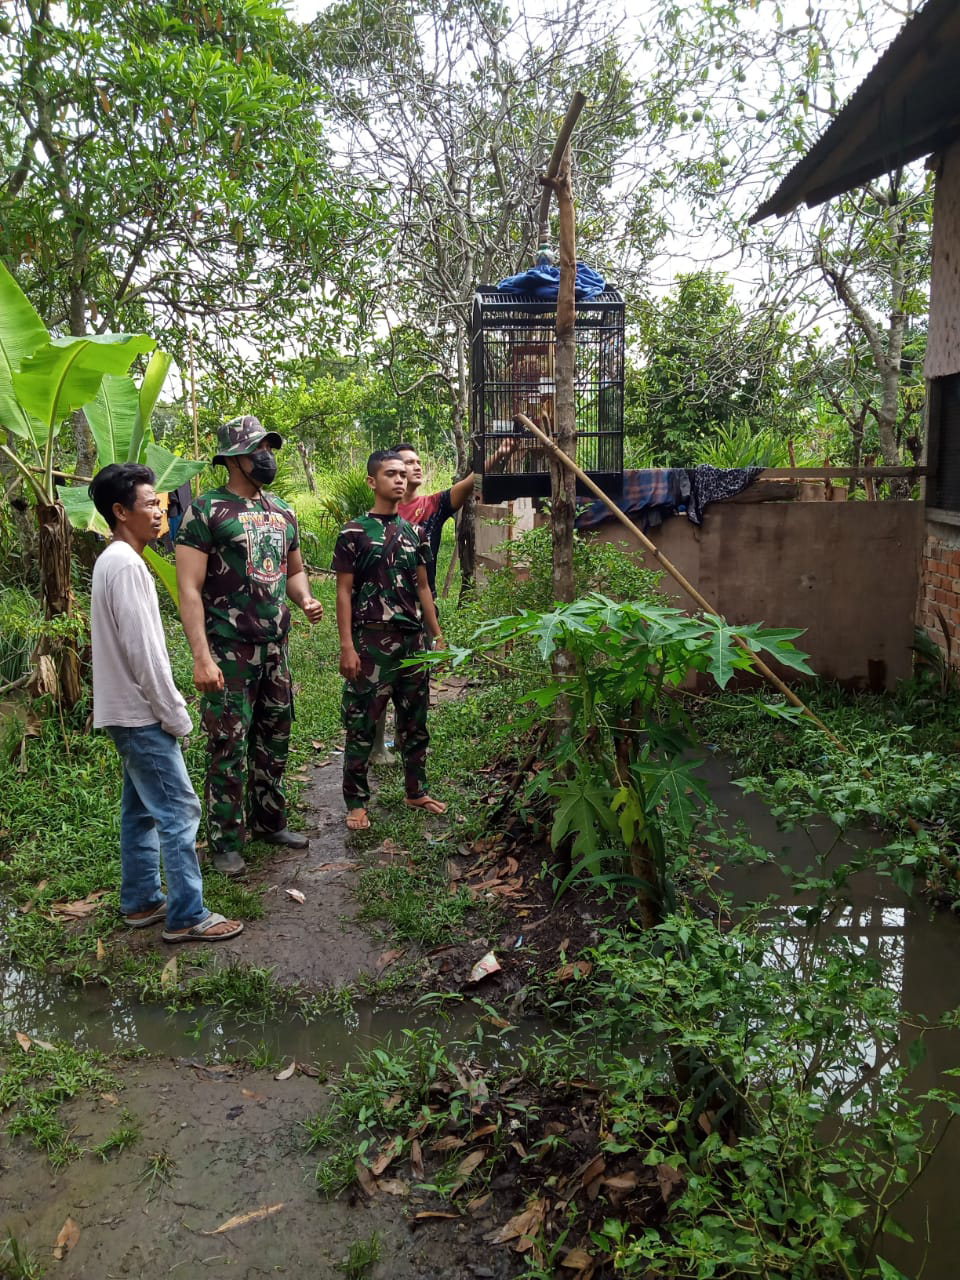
[332,513,430,632]
[176,487,300,644]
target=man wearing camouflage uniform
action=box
[334,450,446,831]
[175,416,324,876]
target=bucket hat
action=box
[212,414,282,465]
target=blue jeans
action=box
[106,723,207,932]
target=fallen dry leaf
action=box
[554,960,594,983]
[241,1088,266,1101]
[369,1135,403,1177]
[33,1037,55,1052]
[52,1215,80,1260]
[465,1192,492,1214]
[15,1031,31,1051]
[377,1177,409,1197]
[382,1091,404,1112]
[96,938,106,961]
[562,1248,594,1270]
[274,1061,296,1081]
[657,1163,684,1203]
[449,1148,487,1195]
[431,1135,465,1153]
[284,888,306,904]
[100,1092,120,1106]
[354,1158,378,1198]
[602,1172,639,1192]
[201,1202,284,1235]
[296,1062,323,1078]
[311,739,324,750]
[485,1199,547,1248]
[470,1122,498,1139]
[377,948,406,971]
[49,890,110,920]
[315,861,357,873]
[409,1137,424,1180]
[19,878,48,914]
[412,1211,460,1222]
[160,955,178,990]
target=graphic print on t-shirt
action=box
[239,509,289,586]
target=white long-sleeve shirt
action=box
[91,541,192,738]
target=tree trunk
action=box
[452,343,476,592]
[296,441,317,493]
[35,501,82,708]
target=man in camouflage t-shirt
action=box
[176,415,324,876]
[333,450,446,831]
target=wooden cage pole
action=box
[514,412,845,749]
[537,92,587,248]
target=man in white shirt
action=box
[89,463,243,943]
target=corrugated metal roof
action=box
[751,0,960,224]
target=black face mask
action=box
[246,449,277,487]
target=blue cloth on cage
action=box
[496,262,606,301]
[574,469,690,531]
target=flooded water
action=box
[0,964,506,1066]
[3,757,960,1276]
[705,758,960,1280]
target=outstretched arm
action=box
[449,472,475,512]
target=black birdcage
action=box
[470,285,625,503]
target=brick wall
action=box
[919,530,960,656]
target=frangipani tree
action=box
[0,261,204,704]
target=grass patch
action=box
[0,1036,116,1167]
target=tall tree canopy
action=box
[0,0,379,387]
[633,0,932,482]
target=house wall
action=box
[922,138,960,657]
[477,501,923,689]
[926,139,960,379]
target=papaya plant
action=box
[0,261,203,702]
[441,594,814,925]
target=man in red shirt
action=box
[393,443,475,595]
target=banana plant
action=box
[0,261,203,698]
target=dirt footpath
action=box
[0,1060,511,1279]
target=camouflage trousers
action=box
[201,637,292,856]
[342,625,430,808]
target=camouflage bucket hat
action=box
[212,414,283,465]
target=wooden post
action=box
[551,143,577,606]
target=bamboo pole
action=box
[514,411,845,750]
[188,332,201,497]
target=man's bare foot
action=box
[404,794,447,815]
[346,808,371,830]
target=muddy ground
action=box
[0,1058,517,1279]
[1,731,606,1278]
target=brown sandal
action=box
[346,808,371,830]
[404,795,447,815]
